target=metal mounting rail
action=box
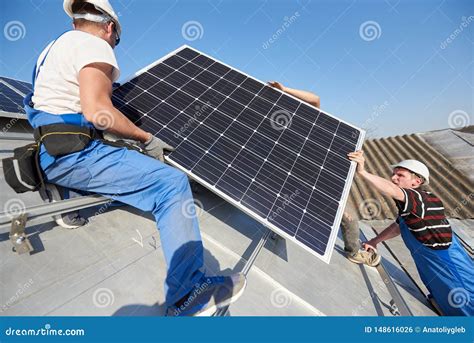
[360,230,413,316]
[214,228,272,316]
[0,194,110,232]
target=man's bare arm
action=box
[79,62,150,143]
[268,81,320,108]
[348,151,405,201]
[364,222,401,249]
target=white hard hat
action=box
[391,159,430,185]
[64,0,121,36]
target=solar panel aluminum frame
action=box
[115,45,366,264]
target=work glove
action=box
[143,135,175,162]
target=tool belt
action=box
[3,123,142,194]
[33,124,103,156]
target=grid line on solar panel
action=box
[122,110,350,204]
[115,68,356,175]
[153,53,357,146]
[161,134,346,223]
[114,69,353,199]
[158,103,350,193]
[177,55,356,141]
[114,63,357,170]
[112,47,363,260]
[0,77,32,96]
[0,82,26,113]
[293,120,340,236]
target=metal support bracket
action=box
[214,228,272,316]
[9,213,33,254]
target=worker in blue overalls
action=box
[25,0,246,316]
[348,150,473,316]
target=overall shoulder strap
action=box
[31,31,70,89]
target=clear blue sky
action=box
[1,0,472,137]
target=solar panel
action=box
[0,77,31,115]
[112,46,365,263]
[0,76,32,96]
[0,82,26,114]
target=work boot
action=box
[165,273,247,316]
[347,249,381,267]
[39,184,87,229]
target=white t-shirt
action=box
[32,30,120,114]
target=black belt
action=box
[33,124,102,157]
[33,123,142,157]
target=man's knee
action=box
[169,168,190,191]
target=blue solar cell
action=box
[0,82,25,113]
[296,214,331,255]
[242,181,277,218]
[112,46,364,262]
[216,167,252,202]
[0,77,32,95]
[192,153,227,185]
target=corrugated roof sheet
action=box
[347,127,474,220]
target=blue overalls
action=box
[398,217,474,316]
[25,34,206,306]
